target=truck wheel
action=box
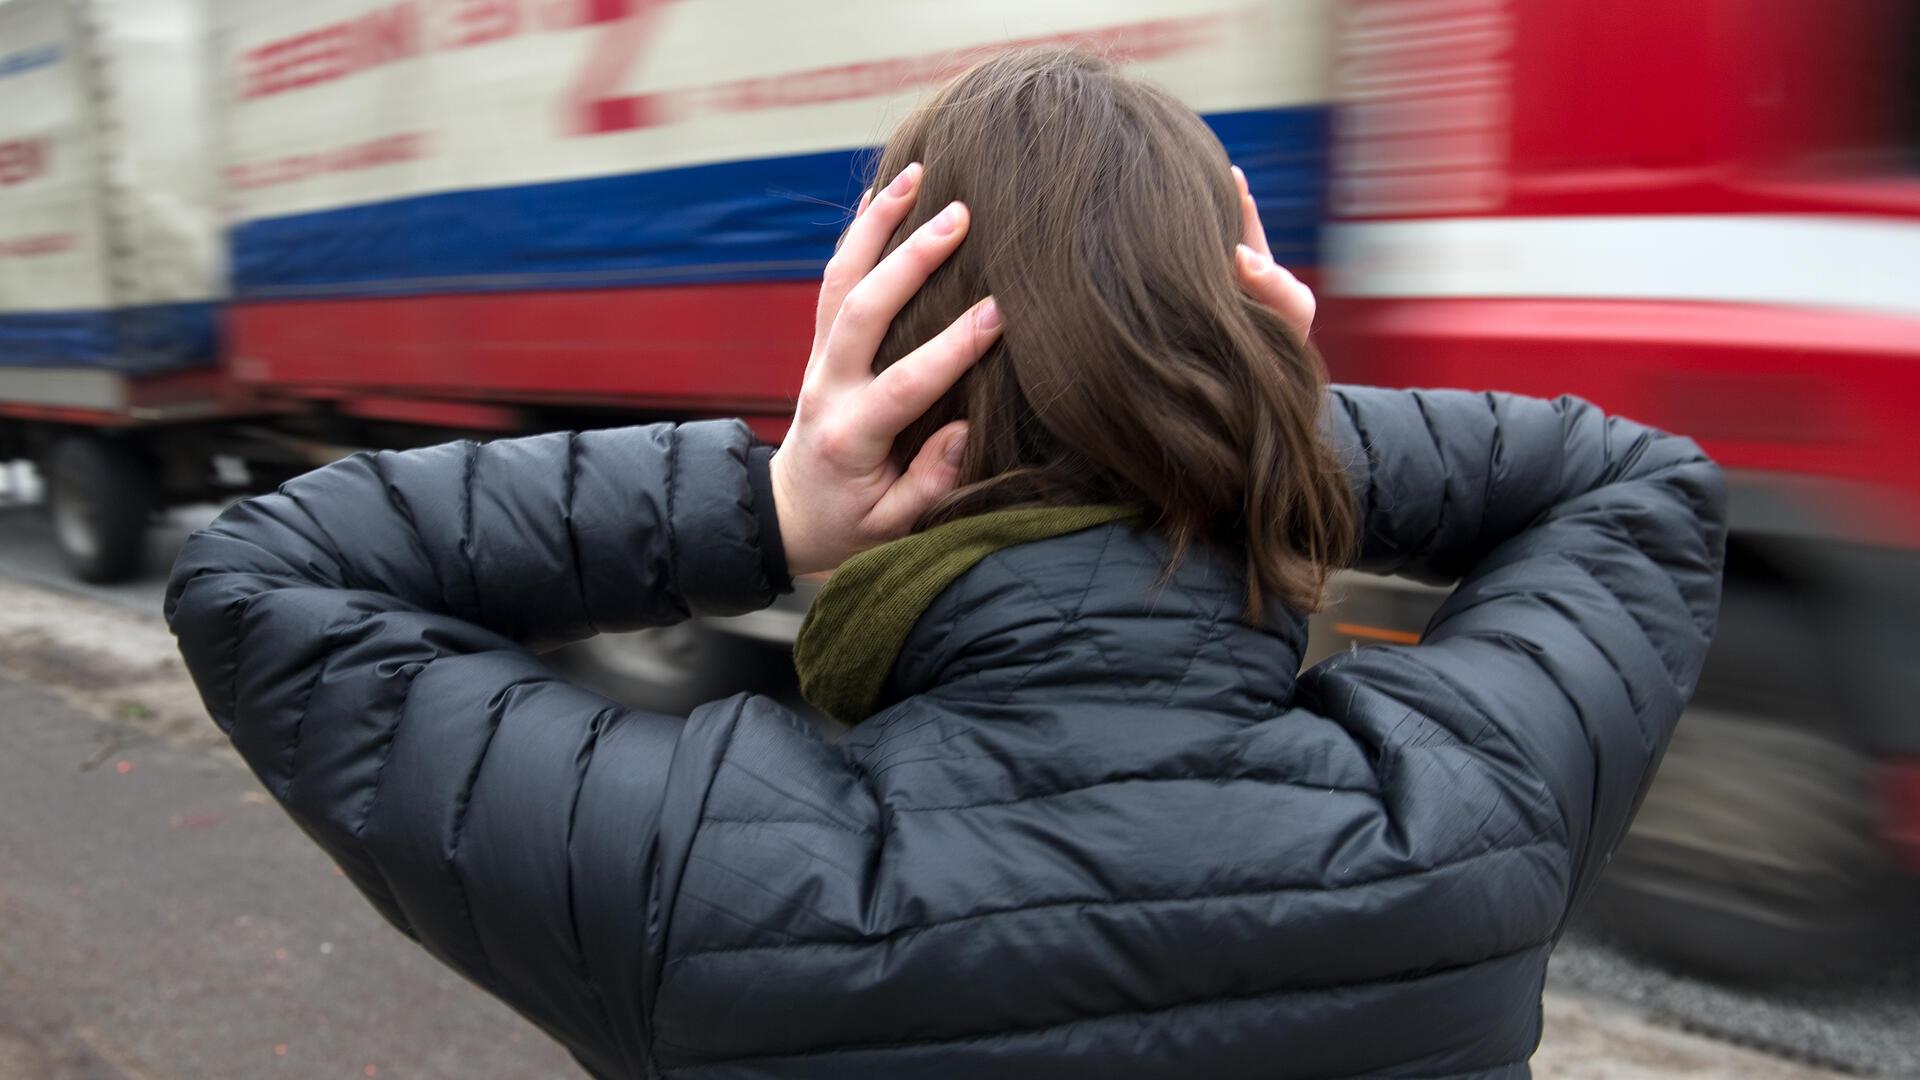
[1591,585,1892,982]
[554,623,773,715]
[43,435,154,584]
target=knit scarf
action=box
[793,505,1137,725]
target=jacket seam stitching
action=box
[285,607,383,801]
[1162,586,1232,708]
[666,426,683,614]
[887,771,1379,816]
[1552,542,1695,686]
[656,939,1547,1069]
[647,695,751,1064]
[564,705,622,1059]
[991,530,1146,708]
[460,439,485,629]
[354,656,430,841]
[1478,391,1501,549]
[1335,390,1386,565]
[442,673,553,991]
[1372,649,1570,846]
[366,449,442,614]
[1410,392,1452,557]
[662,836,1554,969]
[699,815,879,839]
[275,482,358,591]
[563,431,602,636]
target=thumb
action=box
[866,421,969,538]
[1236,244,1316,336]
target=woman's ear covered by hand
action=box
[771,164,1002,577]
[1230,164,1316,336]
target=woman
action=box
[166,48,1724,1079]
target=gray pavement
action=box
[0,675,578,1080]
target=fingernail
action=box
[1231,164,1247,192]
[930,201,965,235]
[974,297,1000,331]
[886,162,921,198]
[855,189,872,217]
[944,432,968,466]
[1236,244,1266,274]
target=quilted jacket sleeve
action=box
[163,420,784,1078]
[1312,387,1728,920]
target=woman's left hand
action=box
[771,164,1003,577]
[1231,165,1317,336]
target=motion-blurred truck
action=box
[1,0,1915,978]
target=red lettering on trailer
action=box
[683,14,1240,118]
[560,7,1247,137]
[441,0,523,48]
[238,1,554,101]
[0,232,77,257]
[226,133,429,190]
[560,0,674,134]
[240,3,423,100]
[0,138,47,185]
[532,0,640,32]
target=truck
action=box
[1,0,1915,979]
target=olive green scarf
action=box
[793,505,1136,725]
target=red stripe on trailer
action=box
[740,415,792,444]
[228,281,817,416]
[339,396,524,433]
[0,402,133,427]
[1318,297,1920,547]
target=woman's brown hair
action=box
[865,46,1356,619]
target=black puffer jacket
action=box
[165,388,1725,1079]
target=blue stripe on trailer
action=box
[0,303,218,371]
[231,105,1329,300]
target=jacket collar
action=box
[794,506,1136,725]
[797,508,1308,725]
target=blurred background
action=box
[2,0,1918,1076]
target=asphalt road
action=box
[1,478,1914,1078]
[0,676,579,1080]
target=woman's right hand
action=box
[770,164,1003,577]
[1231,164,1317,336]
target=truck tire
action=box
[43,435,154,584]
[1591,585,1893,982]
[553,622,786,716]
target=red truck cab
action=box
[1319,0,1920,975]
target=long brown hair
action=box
[865,47,1355,619]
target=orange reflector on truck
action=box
[1332,623,1422,646]
[1882,759,1920,875]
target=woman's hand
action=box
[1231,165,1317,335]
[771,164,1002,577]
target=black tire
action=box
[1590,584,1893,982]
[42,435,154,584]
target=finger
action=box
[866,420,970,537]
[828,189,876,269]
[831,189,874,254]
[815,163,922,350]
[1236,244,1316,335]
[822,201,972,384]
[1231,165,1272,260]
[850,295,999,454]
